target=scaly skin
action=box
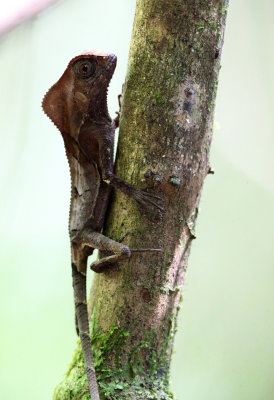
[42,50,162,399]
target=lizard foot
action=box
[90,246,130,273]
[133,189,164,212]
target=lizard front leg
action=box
[113,86,123,128]
[98,137,163,211]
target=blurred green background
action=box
[0,0,273,399]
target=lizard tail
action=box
[72,262,100,400]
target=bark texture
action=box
[54,1,229,399]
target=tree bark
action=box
[54,1,229,399]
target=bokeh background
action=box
[0,0,273,399]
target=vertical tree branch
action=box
[54,1,229,399]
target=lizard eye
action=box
[74,60,96,79]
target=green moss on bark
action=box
[53,324,174,400]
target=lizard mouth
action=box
[101,54,117,78]
[84,54,116,93]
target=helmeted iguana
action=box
[42,50,162,399]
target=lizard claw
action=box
[134,189,164,212]
[114,112,120,128]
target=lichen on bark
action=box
[53,1,229,399]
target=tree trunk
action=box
[54,1,229,399]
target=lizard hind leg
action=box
[76,228,131,273]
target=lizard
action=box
[42,50,162,400]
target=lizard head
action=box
[42,50,117,136]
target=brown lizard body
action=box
[42,50,161,399]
